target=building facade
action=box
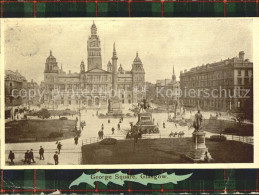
[42,22,145,108]
[27,79,40,106]
[5,70,28,107]
[180,51,253,112]
[155,67,180,105]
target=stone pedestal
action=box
[186,131,213,163]
[107,97,122,116]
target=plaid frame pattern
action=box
[0,1,258,17]
[0,169,258,194]
[0,0,258,194]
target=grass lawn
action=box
[203,119,253,136]
[5,119,77,143]
[82,138,253,164]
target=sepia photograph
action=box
[2,18,255,167]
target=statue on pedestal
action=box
[193,110,203,132]
[138,99,150,113]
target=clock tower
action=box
[87,21,102,70]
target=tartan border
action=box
[0,169,259,194]
[0,1,258,17]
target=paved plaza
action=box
[4,106,252,166]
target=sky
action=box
[3,18,253,84]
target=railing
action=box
[82,137,101,145]
[81,133,254,146]
[224,134,254,145]
[81,134,185,146]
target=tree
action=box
[37,108,51,119]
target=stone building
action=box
[5,70,28,107]
[180,51,253,112]
[155,66,180,105]
[42,22,145,108]
[27,79,40,106]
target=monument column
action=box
[112,42,118,95]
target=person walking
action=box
[24,150,30,164]
[118,123,120,130]
[108,119,110,123]
[57,142,62,154]
[29,149,35,163]
[163,122,165,128]
[8,151,15,165]
[53,151,59,165]
[74,136,78,145]
[39,146,44,160]
[112,127,115,135]
[101,124,104,131]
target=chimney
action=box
[239,51,245,61]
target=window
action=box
[244,78,249,85]
[237,78,242,85]
[245,70,248,76]
[238,70,241,76]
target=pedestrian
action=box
[108,119,110,123]
[112,127,115,135]
[157,122,159,127]
[24,150,30,164]
[163,122,165,128]
[53,151,59,165]
[74,136,78,145]
[57,142,62,154]
[102,124,104,131]
[29,149,35,163]
[39,146,44,160]
[98,130,101,139]
[8,151,15,165]
[153,118,155,123]
[175,123,177,128]
[118,123,120,130]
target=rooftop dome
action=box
[46,50,56,62]
[133,52,142,63]
[118,64,124,73]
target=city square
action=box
[3,19,254,166]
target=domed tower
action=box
[107,61,112,72]
[132,52,145,103]
[43,50,59,105]
[87,21,102,70]
[44,50,59,73]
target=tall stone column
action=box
[112,42,118,96]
